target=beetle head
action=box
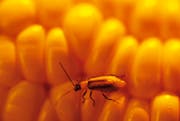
[74,84,81,91]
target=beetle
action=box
[59,62,126,105]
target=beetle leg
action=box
[89,91,95,106]
[82,89,87,103]
[102,93,112,100]
[102,93,119,104]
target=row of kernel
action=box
[97,93,179,121]
[1,0,180,39]
[1,24,180,95]
[1,81,178,121]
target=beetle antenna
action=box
[59,62,75,86]
[60,89,74,99]
[53,89,74,107]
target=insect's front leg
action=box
[81,89,87,103]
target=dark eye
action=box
[74,84,81,91]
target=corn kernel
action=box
[0,87,9,120]
[123,99,149,121]
[163,39,180,93]
[46,28,83,85]
[85,18,126,76]
[63,3,103,61]
[130,38,162,99]
[108,36,138,80]
[81,91,105,121]
[98,92,127,121]
[151,93,179,121]
[36,0,73,29]
[0,0,36,36]
[37,99,59,121]
[50,82,81,121]
[0,37,20,87]
[3,81,46,121]
[17,25,46,83]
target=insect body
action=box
[80,75,126,92]
[59,63,126,105]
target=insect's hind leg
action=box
[102,93,119,104]
[82,89,87,103]
[89,91,95,106]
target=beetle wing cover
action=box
[88,75,126,89]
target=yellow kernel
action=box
[85,18,126,76]
[0,36,20,87]
[163,39,180,94]
[160,0,180,39]
[17,25,46,83]
[98,92,127,121]
[46,28,82,85]
[50,82,81,121]
[36,0,73,29]
[0,86,9,120]
[151,93,179,121]
[123,99,150,121]
[108,36,138,79]
[37,99,59,121]
[96,0,137,27]
[46,28,68,85]
[81,91,105,121]
[2,81,46,121]
[63,3,103,61]
[130,0,161,40]
[130,38,162,99]
[0,0,36,36]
